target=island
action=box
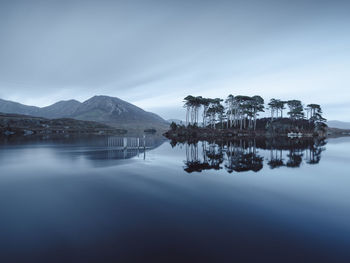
[164,95,328,140]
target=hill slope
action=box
[0,98,40,116]
[0,112,126,136]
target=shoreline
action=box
[163,126,326,141]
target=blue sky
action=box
[0,0,349,120]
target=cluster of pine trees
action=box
[182,95,326,130]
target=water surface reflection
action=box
[0,134,166,167]
[170,138,327,174]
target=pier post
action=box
[124,148,127,159]
[143,135,146,160]
[123,137,127,149]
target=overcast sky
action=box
[0,0,349,121]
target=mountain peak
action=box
[89,95,120,100]
[48,99,81,106]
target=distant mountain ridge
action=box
[167,119,184,125]
[0,96,167,130]
[327,120,350,130]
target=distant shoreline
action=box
[164,126,350,141]
[0,112,127,137]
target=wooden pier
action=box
[106,136,150,150]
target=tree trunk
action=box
[254,112,257,131]
[186,107,189,126]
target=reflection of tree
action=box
[230,153,263,172]
[268,148,284,169]
[184,143,208,173]
[225,140,263,173]
[184,142,223,173]
[266,138,326,169]
[286,150,303,168]
[186,143,199,163]
[205,143,223,170]
[305,138,326,165]
[184,161,212,173]
[170,139,177,148]
[179,138,326,174]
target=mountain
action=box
[70,96,167,127]
[0,98,40,116]
[327,120,350,130]
[0,96,168,132]
[40,100,81,119]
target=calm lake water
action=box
[0,135,350,262]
